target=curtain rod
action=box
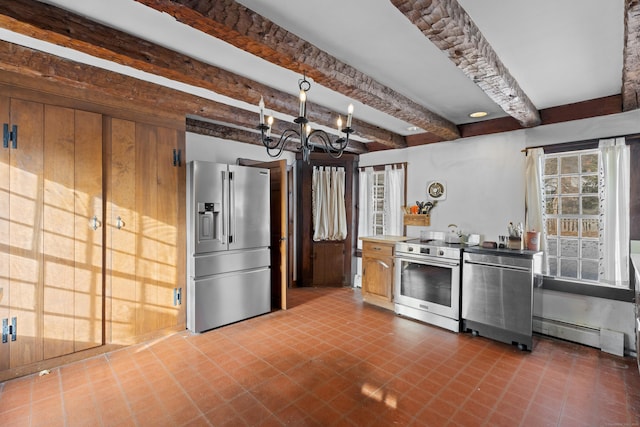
[522,133,640,153]
[358,161,407,171]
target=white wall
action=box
[360,109,640,354]
[186,132,297,165]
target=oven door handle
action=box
[395,256,460,268]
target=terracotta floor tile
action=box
[0,288,638,426]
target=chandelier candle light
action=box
[257,76,354,163]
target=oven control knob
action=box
[438,250,445,256]
[408,247,414,252]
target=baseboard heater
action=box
[533,316,626,357]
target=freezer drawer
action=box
[190,267,271,333]
[194,248,270,277]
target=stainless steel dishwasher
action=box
[461,249,542,350]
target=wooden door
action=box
[107,118,185,344]
[8,98,44,368]
[107,118,138,344]
[155,126,185,329]
[0,95,10,370]
[41,106,103,359]
[238,159,288,310]
[73,110,103,352]
[312,242,344,286]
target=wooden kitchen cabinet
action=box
[361,239,397,310]
[105,118,186,345]
[0,96,104,371]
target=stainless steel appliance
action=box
[394,239,462,332]
[187,161,271,333]
[461,249,542,350]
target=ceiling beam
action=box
[623,0,640,111]
[133,0,461,141]
[0,0,403,149]
[391,0,541,128]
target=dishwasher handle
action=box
[464,259,531,272]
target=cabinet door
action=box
[73,110,103,352]
[362,255,393,299]
[0,96,10,371]
[9,99,44,368]
[107,118,138,344]
[107,118,185,344]
[156,126,185,329]
[42,107,103,359]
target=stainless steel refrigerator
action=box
[187,161,271,333]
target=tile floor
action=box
[0,287,639,426]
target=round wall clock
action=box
[427,181,446,200]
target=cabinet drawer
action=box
[363,241,394,257]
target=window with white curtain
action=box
[543,149,600,281]
[371,171,386,236]
[527,139,630,288]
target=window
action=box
[371,171,385,236]
[543,150,600,282]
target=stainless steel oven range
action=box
[394,239,462,332]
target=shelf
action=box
[404,214,430,227]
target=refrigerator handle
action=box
[229,171,235,244]
[221,170,227,244]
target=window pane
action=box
[560,176,579,194]
[546,218,558,236]
[548,258,557,276]
[560,239,578,257]
[561,197,579,215]
[582,219,599,238]
[547,238,558,256]
[560,156,579,174]
[544,178,558,195]
[560,218,579,236]
[581,153,598,173]
[560,259,578,278]
[581,175,598,194]
[545,157,558,175]
[581,196,599,215]
[581,260,599,281]
[545,197,558,215]
[581,240,598,259]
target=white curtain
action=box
[313,166,347,241]
[357,167,374,249]
[524,148,548,274]
[385,164,405,236]
[598,138,630,287]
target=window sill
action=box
[539,277,634,302]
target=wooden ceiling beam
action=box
[622,0,640,111]
[391,0,541,128]
[0,0,401,149]
[133,0,460,141]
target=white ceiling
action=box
[3,0,626,137]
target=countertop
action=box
[359,235,409,244]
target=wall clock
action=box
[427,181,446,200]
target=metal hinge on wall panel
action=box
[172,148,182,167]
[173,287,182,306]
[2,318,17,343]
[2,124,8,149]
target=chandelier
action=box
[257,75,354,163]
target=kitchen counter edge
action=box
[359,235,410,244]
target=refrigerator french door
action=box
[187,161,271,333]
